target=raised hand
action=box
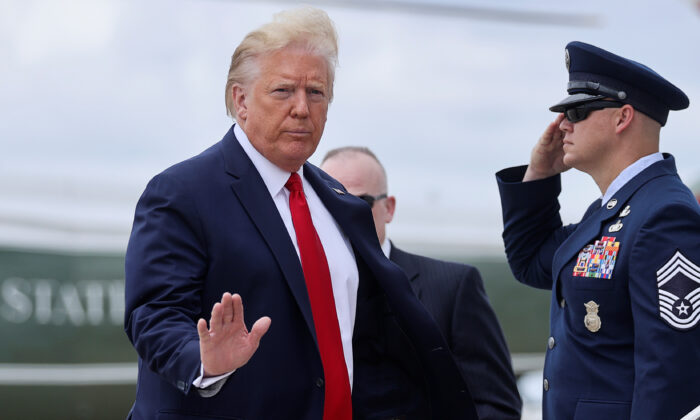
[523,113,571,182]
[197,292,271,377]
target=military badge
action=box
[573,236,619,278]
[606,198,618,209]
[619,205,631,217]
[584,301,601,332]
[608,220,623,233]
[657,250,700,330]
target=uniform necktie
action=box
[285,172,352,420]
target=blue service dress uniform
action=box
[497,154,700,420]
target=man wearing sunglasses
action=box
[321,147,522,420]
[495,41,700,420]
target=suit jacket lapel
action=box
[220,129,317,344]
[307,164,477,417]
[305,164,431,333]
[551,155,678,284]
[389,244,422,299]
[304,163,381,261]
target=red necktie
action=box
[285,172,352,420]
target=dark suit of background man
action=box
[321,146,522,420]
[496,41,700,420]
[124,7,478,420]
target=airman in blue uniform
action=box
[496,41,700,419]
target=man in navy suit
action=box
[321,147,522,420]
[124,7,476,420]
[496,41,700,419]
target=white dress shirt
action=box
[194,124,359,389]
[600,152,663,206]
[381,237,391,259]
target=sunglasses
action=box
[357,193,387,207]
[564,100,623,123]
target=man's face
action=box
[233,46,330,172]
[321,153,395,244]
[559,107,616,174]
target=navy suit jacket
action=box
[390,245,522,420]
[497,155,700,420]
[124,126,477,420]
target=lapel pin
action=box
[606,198,618,209]
[332,187,345,195]
[584,301,601,332]
[608,220,623,233]
[619,205,631,217]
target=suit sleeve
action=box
[496,165,576,290]
[124,172,208,395]
[451,266,522,420]
[628,202,700,419]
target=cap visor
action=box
[549,93,605,112]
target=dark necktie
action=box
[285,172,352,420]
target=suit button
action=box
[548,336,555,349]
[543,378,549,391]
[315,377,324,388]
[560,298,566,308]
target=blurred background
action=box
[1,0,699,418]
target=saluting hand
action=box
[197,292,271,377]
[523,113,570,182]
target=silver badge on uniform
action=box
[606,198,618,209]
[608,220,623,233]
[657,250,700,330]
[619,205,631,217]
[584,301,601,332]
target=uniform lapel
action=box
[551,155,678,284]
[551,202,614,287]
[220,129,317,345]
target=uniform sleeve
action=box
[124,172,208,395]
[496,166,576,290]
[451,266,522,420]
[628,203,700,419]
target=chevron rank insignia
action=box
[657,250,700,330]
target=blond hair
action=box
[224,7,339,119]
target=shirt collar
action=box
[381,237,392,258]
[234,124,301,196]
[600,152,663,206]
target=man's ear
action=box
[232,84,248,121]
[614,104,635,135]
[384,196,396,224]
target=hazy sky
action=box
[1,0,699,254]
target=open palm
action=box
[197,292,271,377]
